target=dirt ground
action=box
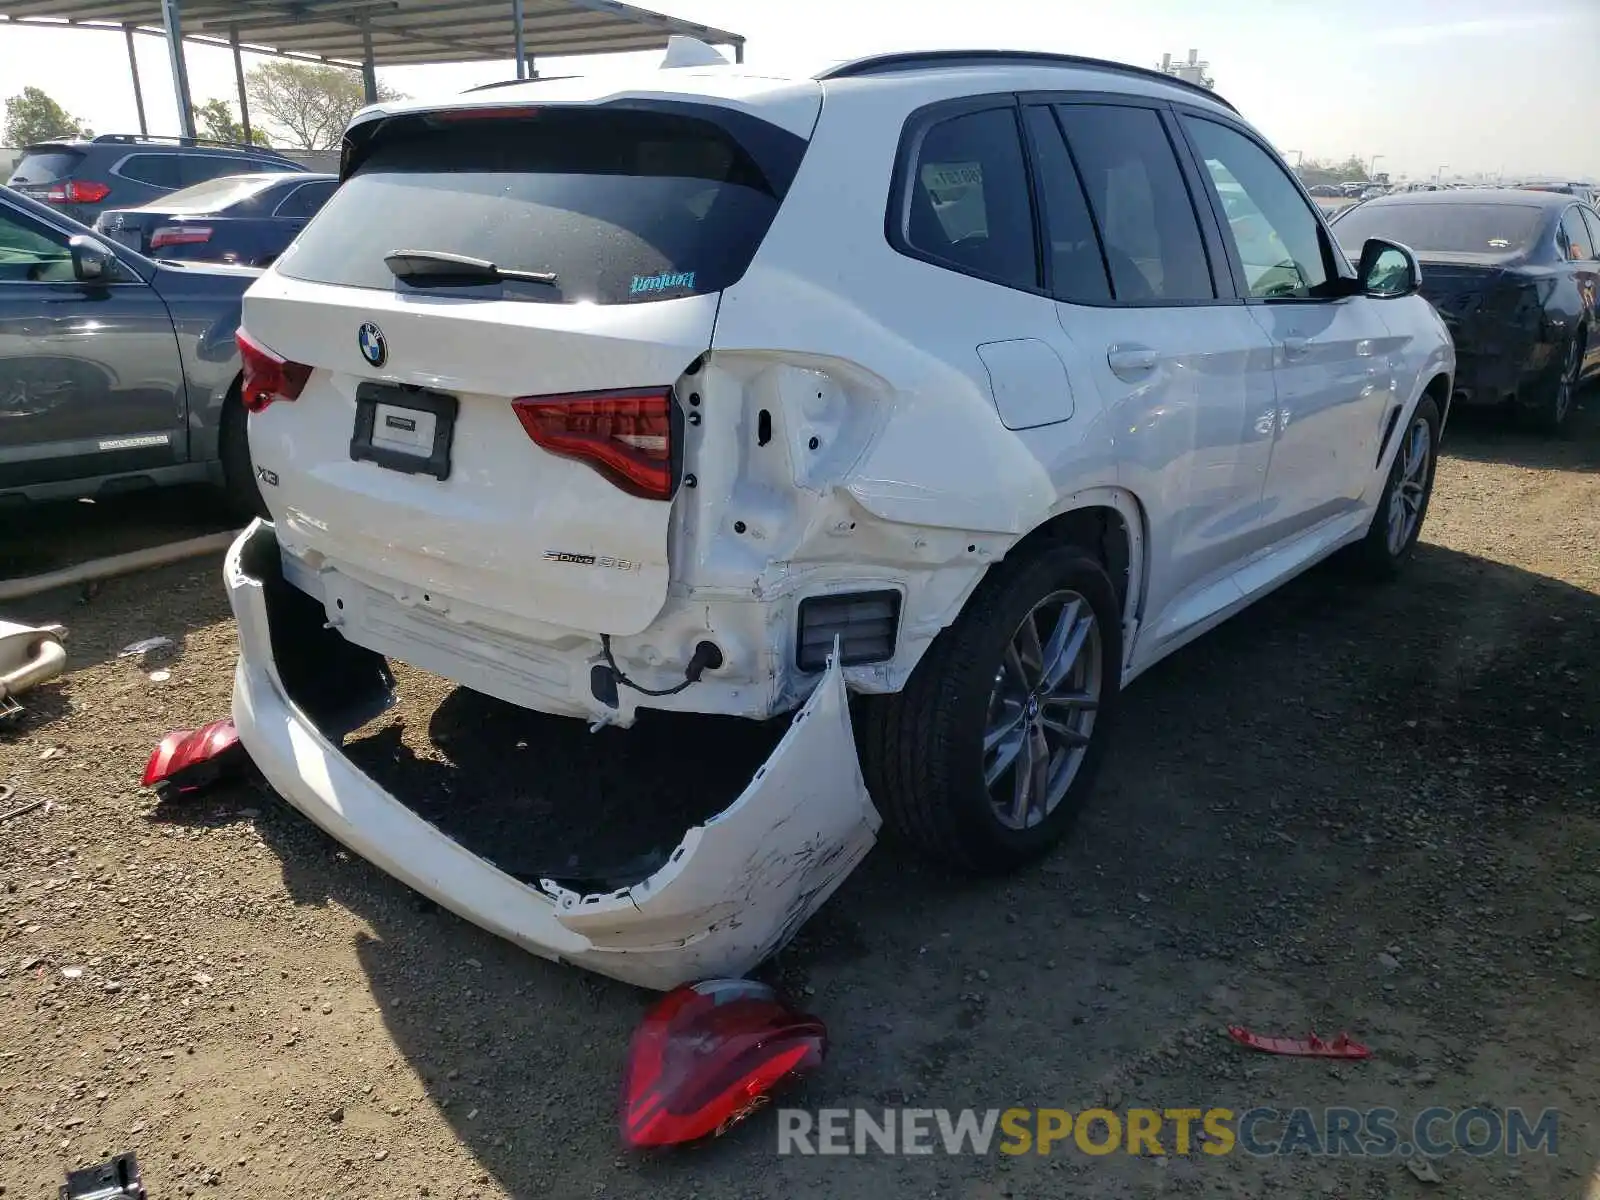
[2,400,1597,1199]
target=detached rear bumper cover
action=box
[224,521,879,990]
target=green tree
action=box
[196,98,272,147]
[3,86,91,147]
[245,61,403,150]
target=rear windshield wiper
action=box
[384,249,558,288]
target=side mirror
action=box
[69,234,125,284]
[1357,237,1420,298]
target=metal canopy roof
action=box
[0,1,745,67]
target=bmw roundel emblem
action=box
[358,321,387,368]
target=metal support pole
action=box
[160,0,196,139]
[361,16,378,104]
[124,25,148,136]
[733,40,744,64]
[230,25,253,144]
[512,0,528,79]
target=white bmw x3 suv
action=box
[227,49,1453,988]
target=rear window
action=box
[154,174,281,212]
[277,106,803,304]
[1333,203,1545,255]
[8,149,84,185]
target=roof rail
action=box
[89,133,297,159]
[816,50,1237,112]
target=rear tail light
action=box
[620,979,826,1148]
[237,328,312,413]
[142,718,250,798]
[150,225,213,249]
[512,387,676,500]
[795,590,902,672]
[45,179,111,204]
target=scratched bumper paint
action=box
[224,524,880,990]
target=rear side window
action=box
[1052,104,1215,302]
[899,106,1038,291]
[1559,208,1595,261]
[278,106,805,304]
[1582,209,1600,262]
[1021,106,1111,303]
[117,154,183,188]
[273,181,336,219]
[8,149,85,185]
[179,156,251,186]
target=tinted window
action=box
[117,154,184,188]
[1053,104,1213,302]
[279,107,799,305]
[1582,209,1600,262]
[1332,202,1545,255]
[246,157,300,175]
[1021,106,1111,304]
[7,149,85,185]
[156,174,281,213]
[902,106,1038,291]
[1559,208,1595,261]
[274,181,336,219]
[179,156,252,186]
[0,203,72,283]
[1184,117,1331,299]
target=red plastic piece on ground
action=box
[141,718,247,795]
[620,979,826,1148]
[1227,1025,1372,1059]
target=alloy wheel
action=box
[1385,414,1432,555]
[983,590,1103,831]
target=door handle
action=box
[1282,336,1310,360]
[1107,345,1159,379]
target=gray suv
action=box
[6,134,306,226]
[0,184,264,516]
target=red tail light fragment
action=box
[142,718,250,799]
[237,328,312,413]
[621,979,826,1148]
[513,387,675,500]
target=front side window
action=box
[902,106,1038,292]
[1183,117,1331,299]
[0,204,72,283]
[1052,103,1214,302]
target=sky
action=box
[1,0,1596,181]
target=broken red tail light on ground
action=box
[142,718,251,798]
[512,387,675,500]
[620,979,826,1148]
[1227,1026,1372,1059]
[237,328,312,413]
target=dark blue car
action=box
[93,172,338,268]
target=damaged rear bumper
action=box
[224,520,879,990]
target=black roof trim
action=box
[816,50,1237,112]
[87,133,299,160]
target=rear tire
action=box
[1529,330,1584,435]
[1348,395,1440,579]
[859,545,1122,874]
[218,384,268,522]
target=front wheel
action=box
[859,545,1123,874]
[1349,396,1440,579]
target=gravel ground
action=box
[2,399,1597,1199]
